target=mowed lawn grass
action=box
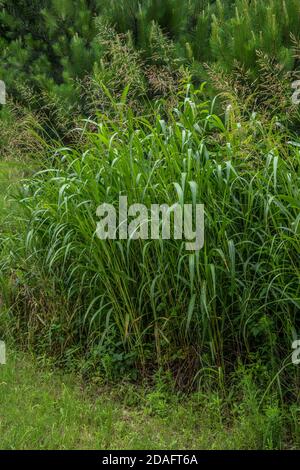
[0,348,277,450]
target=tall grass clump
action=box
[5,85,300,391]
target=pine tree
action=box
[0,0,103,109]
